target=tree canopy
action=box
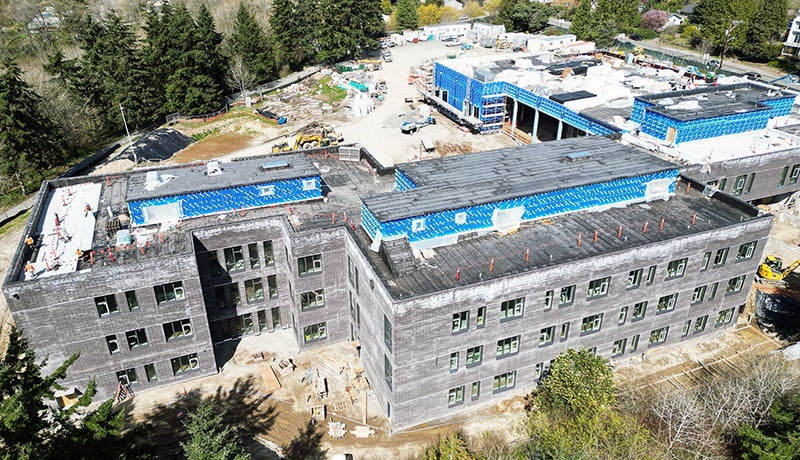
[395,0,419,30]
[532,348,616,416]
[181,399,250,460]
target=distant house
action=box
[663,13,685,29]
[782,15,800,58]
[679,3,696,19]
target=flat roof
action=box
[636,82,794,121]
[362,136,677,222]
[661,128,800,165]
[125,154,320,202]
[353,180,768,300]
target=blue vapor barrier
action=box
[395,170,418,191]
[128,176,321,225]
[361,203,381,239]
[636,95,796,144]
[434,62,620,135]
[365,169,678,243]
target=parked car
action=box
[707,59,720,69]
[742,71,761,81]
[382,51,393,62]
[630,33,643,41]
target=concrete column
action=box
[532,108,540,141]
[557,120,564,140]
[511,99,519,139]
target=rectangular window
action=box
[263,241,274,266]
[700,251,711,271]
[682,319,691,336]
[267,274,278,298]
[627,269,643,289]
[737,241,757,260]
[385,355,393,389]
[612,338,627,357]
[126,328,148,349]
[448,386,464,406]
[586,277,610,299]
[493,371,516,393]
[534,362,544,379]
[300,289,325,310]
[709,282,719,301]
[716,307,735,326]
[544,290,554,310]
[302,178,316,190]
[411,218,426,232]
[694,315,708,333]
[790,165,800,185]
[618,306,629,325]
[496,336,520,358]
[719,177,727,191]
[223,246,245,272]
[645,265,657,285]
[208,250,222,277]
[384,315,392,352]
[665,258,687,279]
[455,212,467,224]
[732,174,747,195]
[649,326,669,345]
[348,256,359,293]
[744,173,755,194]
[235,313,254,337]
[466,346,483,367]
[106,335,119,355]
[298,254,322,275]
[630,334,640,353]
[657,293,678,313]
[539,326,555,346]
[163,318,192,341]
[303,322,327,342]
[500,297,524,320]
[692,286,706,304]
[449,352,459,373]
[632,301,647,320]
[560,285,575,306]
[258,184,275,196]
[95,295,119,317]
[154,281,184,304]
[471,381,480,400]
[580,314,603,334]
[244,278,264,303]
[780,166,790,186]
[257,309,268,331]
[171,353,199,375]
[144,363,157,382]
[248,243,260,269]
[725,275,746,294]
[560,322,570,341]
[476,306,486,328]
[116,368,138,385]
[125,291,139,311]
[452,311,469,333]
[271,306,282,329]
[714,248,729,267]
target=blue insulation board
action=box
[128,176,321,225]
[363,170,678,243]
[395,170,418,191]
[433,62,618,135]
[637,95,796,144]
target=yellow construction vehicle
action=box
[271,142,291,153]
[757,255,800,280]
[293,133,339,150]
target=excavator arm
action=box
[781,258,800,279]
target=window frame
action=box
[499,297,524,321]
[618,306,629,325]
[299,289,325,311]
[496,335,520,358]
[492,370,516,394]
[665,258,688,279]
[171,353,200,375]
[297,254,323,276]
[476,306,486,328]
[713,248,729,267]
[539,326,555,346]
[125,328,149,350]
[303,322,328,343]
[223,246,245,273]
[627,269,643,289]
[95,295,119,317]
[586,277,610,300]
[656,293,678,313]
[612,338,627,357]
[448,386,465,407]
[466,346,483,367]
[244,277,265,303]
[736,241,757,261]
[452,311,469,334]
[106,335,120,355]
[116,368,138,385]
[691,285,706,304]
[725,275,746,295]
[632,301,647,320]
[154,281,185,305]
[580,313,603,335]
[163,318,193,341]
[649,326,669,346]
[559,285,576,306]
[716,307,735,326]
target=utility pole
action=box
[119,103,137,164]
[719,20,742,71]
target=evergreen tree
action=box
[271,0,298,71]
[737,391,800,459]
[527,1,550,33]
[181,399,250,460]
[230,2,275,85]
[496,0,515,30]
[569,0,595,41]
[316,0,383,63]
[418,432,475,460]
[0,327,149,459]
[194,4,228,91]
[693,0,743,48]
[533,348,616,417]
[395,0,419,30]
[0,59,66,195]
[741,0,788,61]
[293,0,322,67]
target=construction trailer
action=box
[2,135,770,430]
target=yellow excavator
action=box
[757,255,800,281]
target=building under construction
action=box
[427,53,800,203]
[3,134,772,429]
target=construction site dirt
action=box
[1,38,799,459]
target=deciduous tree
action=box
[641,10,667,31]
[417,4,442,26]
[532,348,615,417]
